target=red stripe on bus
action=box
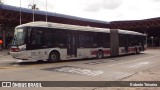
[91,51,97,55]
[128,48,135,52]
[91,50,110,55]
[104,50,111,55]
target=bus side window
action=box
[31,33,36,45]
[31,30,43,47]
[78,34,85,48]
[119,34,127,47]
[44,32,54,47]
[78,33,91,48]
[53,31,67,48]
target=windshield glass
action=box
[12,28,26,46]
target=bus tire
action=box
[48,51,60,63]
[96,50,104,59]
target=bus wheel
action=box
[48,51,60,63]
[97,50,104,59]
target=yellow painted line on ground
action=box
[0,66,17,69]
[0,63,56,70]
[0,65,36,70]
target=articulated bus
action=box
[10,21,146,62]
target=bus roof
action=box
[16,21,110,33]
[16,21,145,36]
[118,29,145,36]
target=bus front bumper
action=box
[10,51,31,60]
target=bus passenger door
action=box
[67,33,77,57]
[30,29,46,60]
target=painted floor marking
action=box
[129,61,150,68]
[43,66,103,76]
[84,61,107,65]
[108,54,160,67]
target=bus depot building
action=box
[0,4,160,49]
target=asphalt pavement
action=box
[0,49,160,90]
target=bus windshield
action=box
[12,28,26,46]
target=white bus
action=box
[10,21,146,62]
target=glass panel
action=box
[12,28,26,46]
[44,33,54,47]
[53,32,67,48]
[31,30,43,45]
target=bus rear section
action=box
[110,29,146,57]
